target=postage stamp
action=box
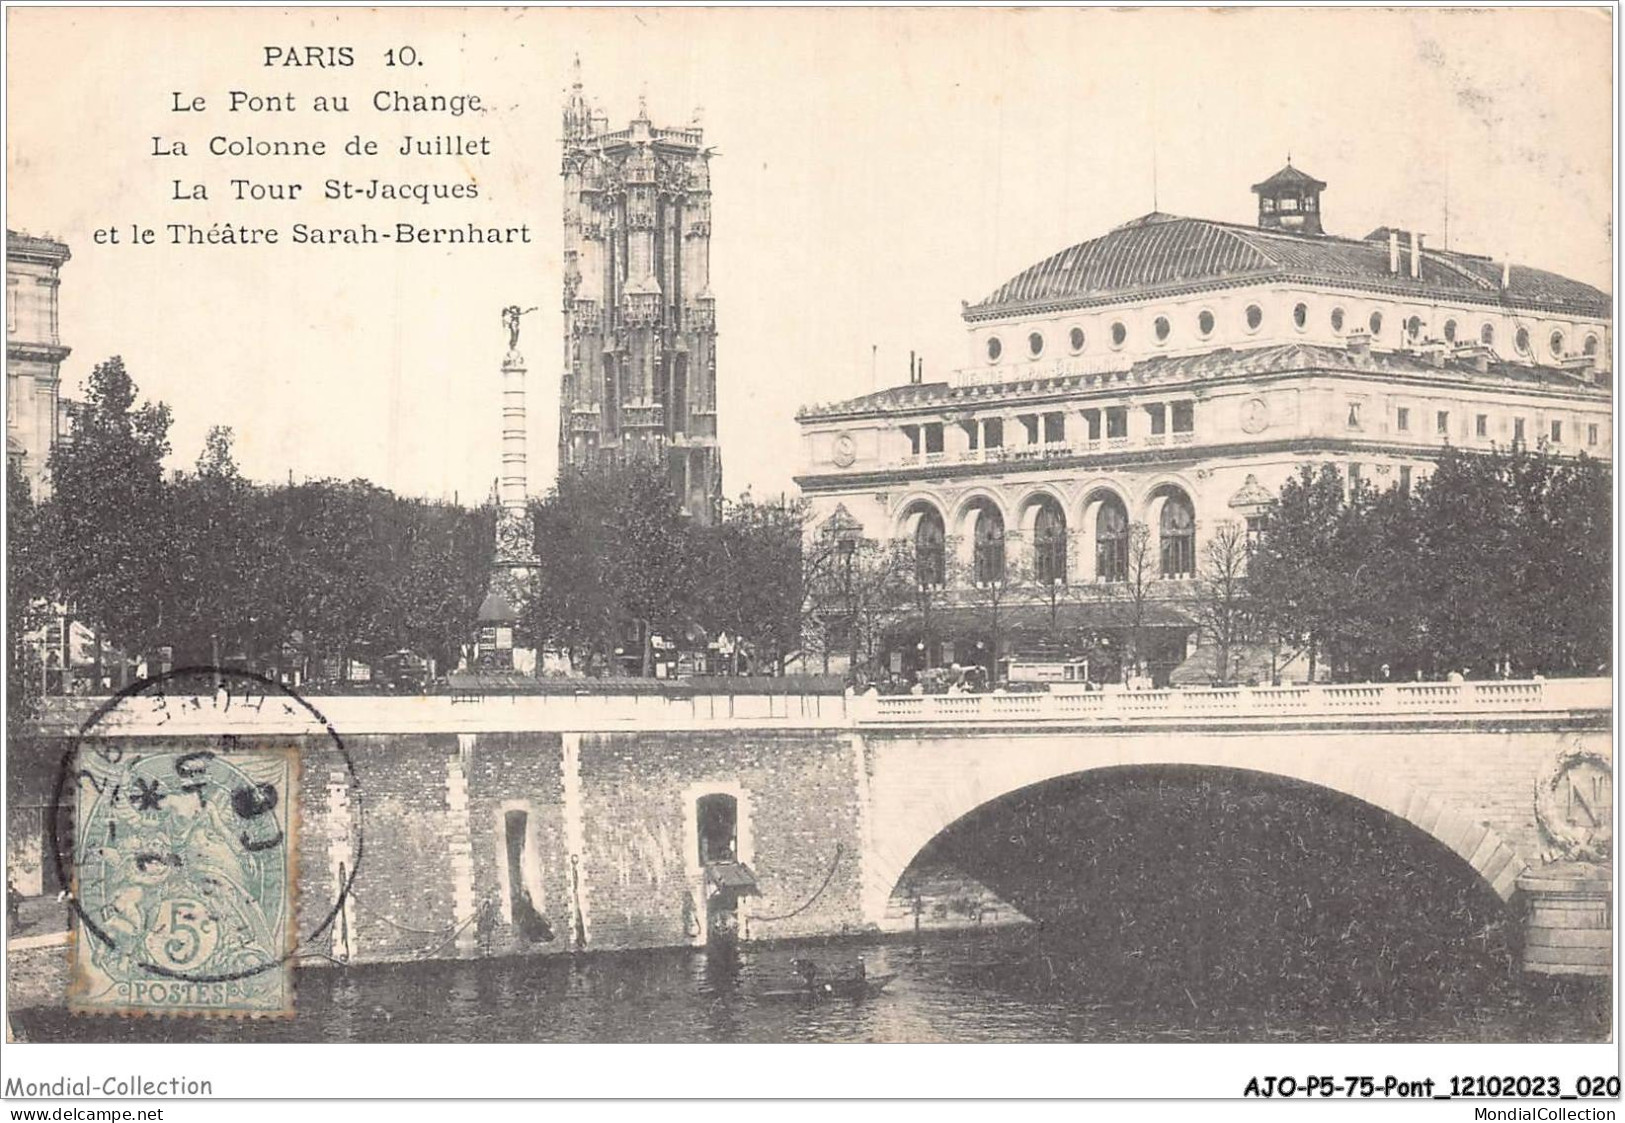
[68,742,299,1017]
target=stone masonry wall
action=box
[574,729,866,950]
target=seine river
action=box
[14,925,1608,1044]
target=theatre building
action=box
[794,165,1612,684]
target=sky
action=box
[6,6,1613,504]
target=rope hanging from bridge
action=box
[750,844,843,923]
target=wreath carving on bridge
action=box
[1533,748,1612,864]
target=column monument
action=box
[475,305,540,674]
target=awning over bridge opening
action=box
[705,861,761,896]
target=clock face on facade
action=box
[832,433,857,468]
[1535,750,1613,862]
[1240,397,1269,434]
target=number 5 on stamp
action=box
[69,745,298,1017]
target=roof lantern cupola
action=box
[1251,159,1326,235]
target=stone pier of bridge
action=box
[5,679,1612,1008]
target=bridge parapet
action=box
[32,691,853,737]
[856,678,1611,726]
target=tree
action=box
[1246,465,1349,682]
[7,473,52,733]
[956,547,1019,681]
[805,534,915,679]
[166,426,262,668]
[47,356,173,684]
[526,463,699,675]
[698,494,807,673]
[1109,522,1158,677]
[1192,519,1251,685]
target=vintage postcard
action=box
[2,2,1614,1106]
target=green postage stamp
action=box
[69,743,298,1017]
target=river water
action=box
[13,925,1609,1044]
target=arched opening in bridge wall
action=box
[881,765,1526,1015]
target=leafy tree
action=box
[47,356,173,683]
[1247,448,1610,681]
[1247,465,1349,682]
[166,426,263,667]
[698,494,807,673]
[527,463,699,675]
[7,474,52,733]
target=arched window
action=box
[972,505,1005,585]
[1159,493,1196,577]
[1481,323,1496,346]
[1095,498,1129,583]
[1443,319,1458,343]
[1032,501,1067,585]
[913,507,945,587]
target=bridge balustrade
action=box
[856,678,1610,725]
[31,678,1608,736]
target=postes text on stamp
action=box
[69,743,298,1017]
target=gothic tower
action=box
[559,60,722,523]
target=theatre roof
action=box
[964,214,1609,321]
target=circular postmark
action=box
[49,668,363,1005]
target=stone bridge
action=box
[5,678,1612,1007]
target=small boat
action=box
[760,972,896,1001]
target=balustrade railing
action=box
[856,678,1610,724]
[29,677,1609,736]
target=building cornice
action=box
[793,435,1608,493]
[6,341,70,365]
[799,357,1610,426]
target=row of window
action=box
[1377,404,1600,447]
[903,400,1197,454]
[986,306,1603,363]
[908,491,1199,587]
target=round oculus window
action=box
[1330,307,1345,332]
[1293,302,1308,330]
[1197,310,1215,337]
[986,336,1002,362]
[1245,304,1263,331]
[1406,315,1423,340]
[1369,311,1384,336]
[1069,326,1086,352]
[1549,330,1565,358]
[1443,319,1457,343]
[1515,327,1531,355]
[1154,316,1171,342]
[1028,331,1045,358]
[1110,321,1127,348]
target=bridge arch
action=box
[860,734,1532,924]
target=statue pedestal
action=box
[1518,862,1612,977]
